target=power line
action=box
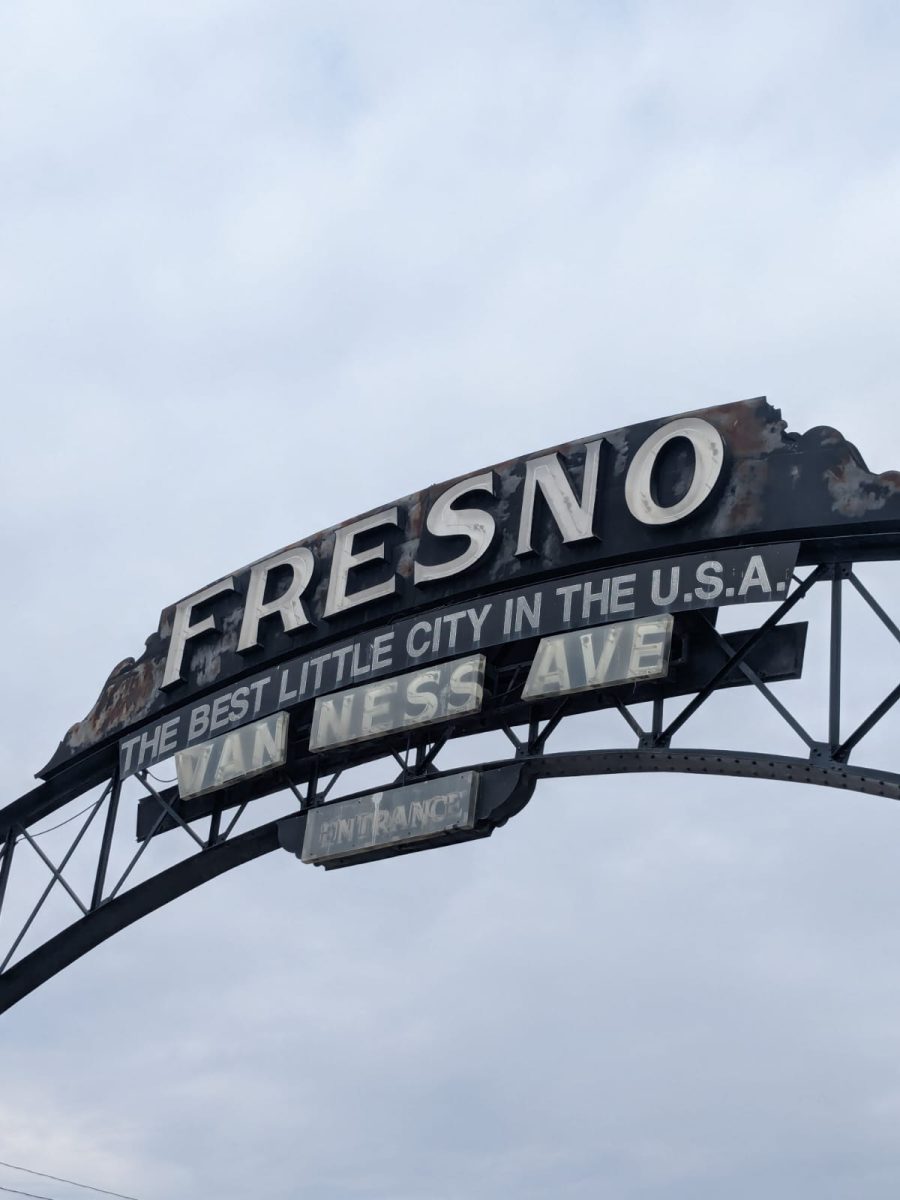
[0,1184,59,1200]
[145,769,176,785]
[0,1162,139,1200]
[23,800,101,840]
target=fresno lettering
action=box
[162,416,725,690]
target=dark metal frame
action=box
[4,556,900,1013]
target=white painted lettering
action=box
[163,578,236,689]
[625,417,724,526]
[278,671,298,705]
[188,704,210,742]
[237,548,314,652]
[209,694,232,733]
[516,439,604,554]
[158,717,180,756]
[360,680,397,737]
[514,592,542,634]
[582,578,610,620]
[414,473,496,585]
[610,573,636,614]
[214,733,246,785]
[695,560,724,601]
[248,677,270,716]
[555,582,581,623]
[407,621,432,658]
[651,566,680,606]
[371,632,394,671]
[406,670,440,722]
[120,736,141,774]
[467,604,490,642]
[324,509,399,617]
[528,636,571,694]
[331,644,354,684]
[229,686,250,721]
[739,555,772,597]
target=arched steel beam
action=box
[0,816,285,1015]
[5,741,900,1014]
[525,747,900,801]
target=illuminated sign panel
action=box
[301,771,479,863]
[523,615,673,700]
[175,712,288,800]
[309,656,486,752]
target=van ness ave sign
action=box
[40,397,900,779]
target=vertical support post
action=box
[208,803,223,847]
[91,774,121,911]
[0,829,16,926]
[527,715,540,752]
[307,762,320,807]
[829,570,843,755]
[652,698,664,741]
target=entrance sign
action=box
[523,615,673,700]
[301,772,479,864]
[174,712,288,800]
[309,656,486,752]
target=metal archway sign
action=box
[3,395,900,1012]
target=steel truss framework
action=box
[4,554,900,1013]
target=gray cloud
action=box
[3,2,900,1197]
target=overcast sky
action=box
[3,2,900,1198]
